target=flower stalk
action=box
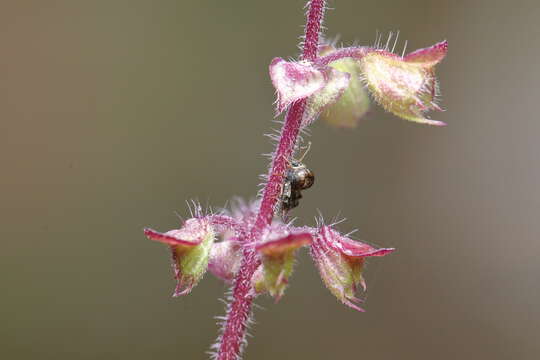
[215,2,327,359]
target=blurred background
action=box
[1,0,539,359]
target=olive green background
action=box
[2,1,539,359]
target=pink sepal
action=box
[404,40,448,66]
[144,228,201,247]
[319,226,395,258]
[256,227,313,256]
[269,58,326,114]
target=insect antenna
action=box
[297,141,312,162]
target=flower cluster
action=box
[270,40,448,127]
[145,201,394,310]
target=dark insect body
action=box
[280,160,315,212]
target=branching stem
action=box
[315,46,370,66]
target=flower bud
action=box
[144,217,215,296]
[208,240,242,284]
[301,66,351,127]
[318,47,370,128]
[311,226,394,311]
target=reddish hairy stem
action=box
[215,1,326,359]
[253,100,306,232]
[316,46,371,66]
[215,248,259,360]
[302,0,326,61]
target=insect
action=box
[280,143,315,213]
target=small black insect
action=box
[280,144,315,213]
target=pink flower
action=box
[144,217,216,296]
[269,57,351,126]
[252,226,313,301]
[311,225,394,311]
[361,41,448,126]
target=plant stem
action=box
[215,1,326,359]
[316,47,370,66]
[302,0,326,62]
